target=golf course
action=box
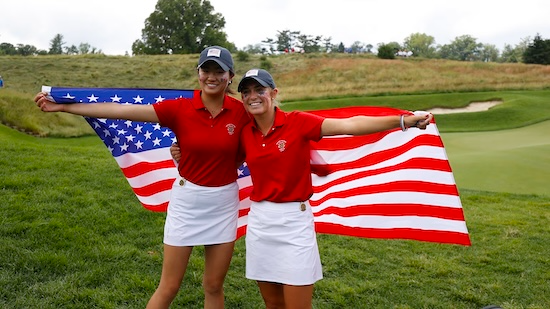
[0,53,549,308]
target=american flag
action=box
[43,86,470,246]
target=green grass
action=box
[1,55,549,308]
[442,121,550,196]
[1,124,549,308]
[285,90,550,132]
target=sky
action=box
[1,0,549,55]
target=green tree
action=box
[49,34,65,55]
[500,44,520,63]
[133,0,233,55]
[403,32,436,58]
[350,41,364,53]
[377,43,396,59]
[243,44,263,54]
[16,44,38,56]
[131,40,147,55]
[438,35,482,61]
[337,42,345,53]
[323,37,333,53]
[261,37,275,54]
[480,44,499,62]
[378,41,401,58]
[365,44,373,53]
[500,36,531,63]
[0,42,17,55]
[64,45,79,55]
[79,43,91,54]
[523,34,550,65]
[297,34,323,53]
[274,30,299,52]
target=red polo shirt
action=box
[240,108,325,202]
[154,90,250,186]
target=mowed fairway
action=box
[442,120,550,196]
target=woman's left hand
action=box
[406,112,433,130]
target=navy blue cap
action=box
[237,69,276,92]
[197,46,234,74]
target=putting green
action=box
[440,121,550,197]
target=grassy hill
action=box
[1,53,550,137]
[2,53,550,100]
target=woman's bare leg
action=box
[203,241,235,309]
[146,244,193,309]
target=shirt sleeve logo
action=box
[276,140,287,152]
[226,123,236,135]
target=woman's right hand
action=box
[34,92,64,113]
[170,143,181,163]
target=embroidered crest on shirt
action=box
[276,140,287,152]
[226,124,236,135]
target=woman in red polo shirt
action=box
[236,69,432,308]
[34,46,249,309]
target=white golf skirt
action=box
[246,200,323,285]
[164,178,239,246]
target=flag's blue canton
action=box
[85,117,175,157]
[237,162,250,179]
[49,87,194,157]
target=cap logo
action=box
[207,48,222,58]
[245,69,259,77]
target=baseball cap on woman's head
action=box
[237,69,276,92]
[197,46,234,74]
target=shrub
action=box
[236,51,250,62]
[377,44,396,59]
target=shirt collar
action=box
[251,107,286,130]
[273,107,286,128]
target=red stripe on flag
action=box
[313,158,452,192]
[238,186,253,201]
[121,160,176,178]
[140,201,170,212]
[238,207,250,218]
[314,204,466,221]
[236,225,247,238]
[311,181,459,206]
[315,223,471,246]
[131,178,176,197]
[314,135,444,172]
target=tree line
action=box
[0,34,102,56]
[1,0,549,65]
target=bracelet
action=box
[400,114,407,131]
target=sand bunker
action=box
[427,101,502,114]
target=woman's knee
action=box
[202,277,224,295]
[157,280,182,299]
[262,298,285,309]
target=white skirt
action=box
[246,200,323,285]
[164,178,239,246]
